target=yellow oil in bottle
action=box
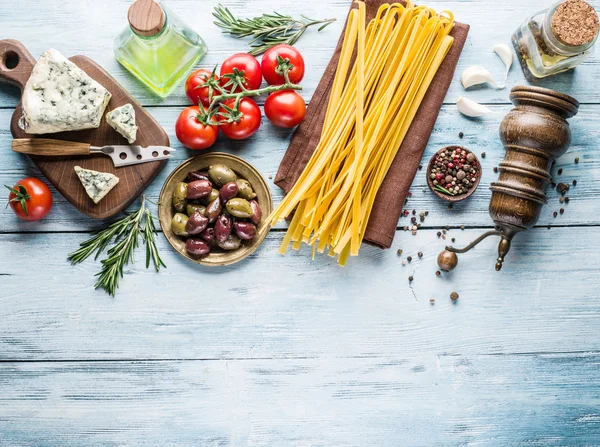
[114,3,207,98]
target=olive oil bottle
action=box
[114,0,207,98]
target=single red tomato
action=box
[264,90,306,128]
[6,177,53,221]
[175,106,219,150]
[185,69,218,107]
[261,44,305,85]
[219,53,262,93]
[218,98,261,140]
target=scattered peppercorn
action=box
[442,229,447,235]
[429,297,435,304]
[451,238,456,243]
[551,182,557,188]
[573,180,577,186]
[407,256,412,262]
[408,276,414,282]
[557,183,569,194]
[557,168,563,175]
[559,196,565,203]
[435,270,441,276]
[575,157,579,164]
[418,164,423,170]
[450,292,459,301]
[481,152,486,158]
[403,226,408,231]
[553,211,558,218]
[418,252,423,258]
[397,249,403,256]
[458,132,464,138]
[565,197,570,203]
[560,208,565,214]
[412,210,416,215]
[448,204,453,210]
[437,231,442,237]
[460,225,465,230]
[425,211,429,216]
[547,225,551,229]
[402,260,407,266]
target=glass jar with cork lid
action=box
[114,0,208,98]
[512,0,599,81]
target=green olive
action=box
[236,179,257,200]
[186,203,206,217]
[201,188,220,206]
[172,182,188,212]
[225,198,254,218]
[208,164,237,187]
[171,213,190,236]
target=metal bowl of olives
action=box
[158,152,272,266]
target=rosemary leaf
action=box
[67,197,165,296]
[213,4,336,56]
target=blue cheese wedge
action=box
[19,49,111,134]
[106,104,138,143]
[74,166,119,204]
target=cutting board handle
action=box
[0,40,36,91]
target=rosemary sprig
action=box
[67,197,165,296]
[213,4,336,56]
[434,185,455,196]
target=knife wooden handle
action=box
[12,139,91,156]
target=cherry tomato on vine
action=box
[261,44,305,86]
[175,106,219,150]
[264,90,306,128]
[219,53,262,93]
[6,177,53,221]
[218,98,262,140]
[185,69,218,107]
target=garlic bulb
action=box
[456,96,491,118]
[461,66,503,89]
[493,43,513,83]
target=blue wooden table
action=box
[1,0,600,445]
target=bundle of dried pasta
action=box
[268,1,455,265]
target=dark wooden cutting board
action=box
[0,39,170,219]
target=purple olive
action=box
[185,238,210,256]
[219,182,239,202]
[186,180,213,199]
[185,210,209,235]
[234,221,256,240]
[217,234,241,251]
[200,227,215,245]
[186,171,210,182]
[215,214,232,243]
[206,197,222,223]
[249,200,262,225]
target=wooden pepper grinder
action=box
[440,86,579,271]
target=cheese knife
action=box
[11,138,175,167]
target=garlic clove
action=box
[456,96,492,118]
[461,65,503,89]
[493,43,513,83]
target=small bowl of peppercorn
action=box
[426,145,482,202]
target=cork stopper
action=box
[551,0,599,47]
[128,0,166,37]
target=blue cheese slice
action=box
[19,49,111,134]
[106,104,138,143]
[74,166,119,204]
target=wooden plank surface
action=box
[1,0,600,445]
[1,354,599,446]
[1,227,599,361]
